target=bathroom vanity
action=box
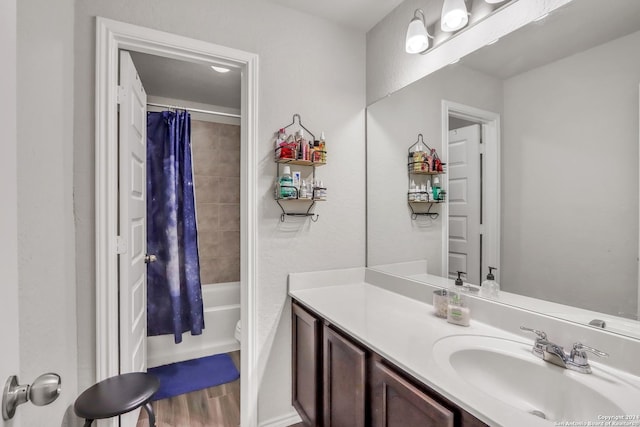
[292,300,486,427]
[289,268,640,427]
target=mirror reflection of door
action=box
[448,123,481,284]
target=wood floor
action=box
[137,351,304,427]
[137,352,241,427]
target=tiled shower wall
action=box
[191,120,241,285]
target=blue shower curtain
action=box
[147,110,205,343]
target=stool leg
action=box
[143,402,156,427]
[83,420,94,427]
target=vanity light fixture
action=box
[441,0,469,32]
[210,65,230,73]
[405,9,432,54]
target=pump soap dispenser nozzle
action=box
[455,271,465,287]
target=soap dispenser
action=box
[480,267,500,298]
[448,271,471,326]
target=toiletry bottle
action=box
[297,129,309,161]
[448,273,471,326]
[480,267,500,298]
[432,177,441,201]
[300,179,308,199]
[275,128,286,159]
[413,142,424,172]
[409,180,417,201]
[318,181,326,200]
[319,132,327,163]
[282,134,295,159]
[427,180,433,202]
[279,165,296,199]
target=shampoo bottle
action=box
[480,267,500,298]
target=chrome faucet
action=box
[520,326,608,374]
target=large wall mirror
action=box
[367,0,640,339]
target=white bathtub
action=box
[147,281,241,368]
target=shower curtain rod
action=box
[147,102,241,119]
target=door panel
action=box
[292,303,322,427]
[118,50,147,427]
[1,1,20,424]
[323,326,366,427]
[448,124,481,284]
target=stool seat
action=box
[74,372,159,421]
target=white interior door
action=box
[448,124,481,284]
[118,50,148,390]
[1,1,20,424]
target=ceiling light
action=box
[441,0,469,32]
[211,66,230,73]
[484,0,506,3]
[405,9,431,54]
[486,38,500,45]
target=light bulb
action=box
[441,0,469,32]
[405,16,429,54]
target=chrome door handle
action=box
[145,254,158,264]
[2,373,61,420]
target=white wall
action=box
[17,0,78,425]
[73,0,366,424]
[366,0,573,105]
[501,30,640,316]
[367,64,503,271]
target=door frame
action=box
[441,100,500,282]
[95,17,259,427]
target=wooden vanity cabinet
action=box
[323,325,367,427]
[292,301,487,427]
[292,303,322,426]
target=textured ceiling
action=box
[129,52,241,109]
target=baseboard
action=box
[147,340,240,368]
[259,410,302,427]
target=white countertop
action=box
[289,270,640,427]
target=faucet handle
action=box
[571,342,608,358]
[520,326,548,340]
[569,343,608,373]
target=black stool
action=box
[74,372,160,427]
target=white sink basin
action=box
[432,335,640,423]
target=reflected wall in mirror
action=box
[367,0,640,338]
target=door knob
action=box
[145,254,158,264]
[2,373,61,420]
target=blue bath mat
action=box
[148,353,239,401]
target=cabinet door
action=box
[323,325,367,427]
[292,303,322,427]
[371,360,454,427]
